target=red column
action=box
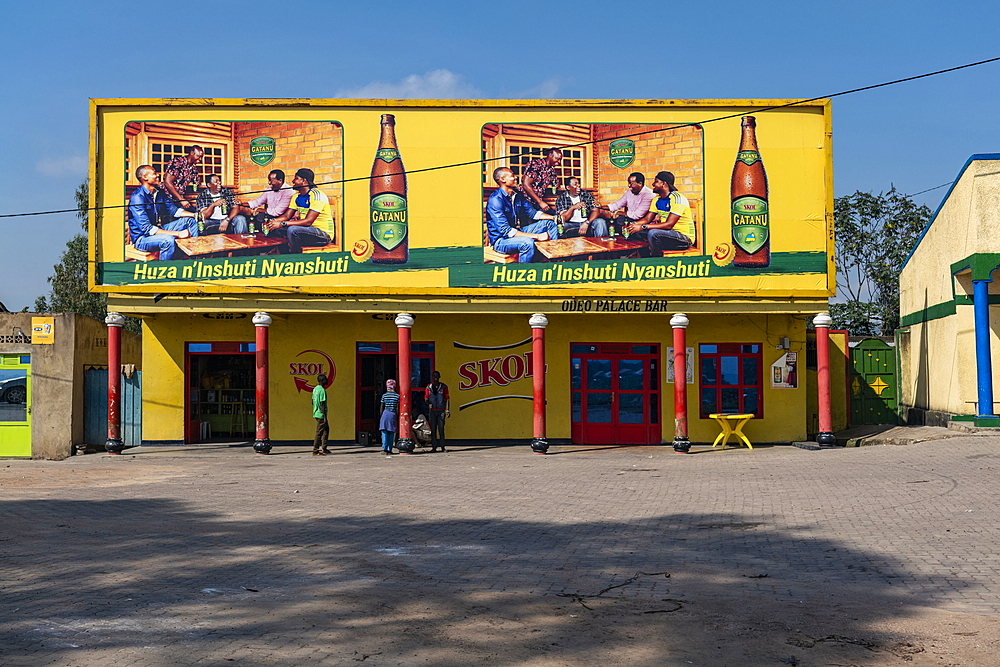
[670,313,691,453]
[253,312,272,454]
[395,313,415,453]
[104,312,126,454]
[813,312,836,445]
[529,313,549,454]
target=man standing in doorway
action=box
[161,145,205,211]
[312,374,330,456]
[518,147,563,214]
[424,371,451,452]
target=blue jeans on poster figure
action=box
[132,217,200,261]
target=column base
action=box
[253,439,272,455]
[530,437,549,454]
[396,438,416,454]
[105,438,124,455]
[815,431,836,446]
[672,437,691,453]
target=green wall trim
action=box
[951,253,1000,282]
[900,300,957,327]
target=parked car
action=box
[0,376,26,404]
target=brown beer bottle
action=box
[370,114,408,264]
[731,116,770,267]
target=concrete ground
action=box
[2,436,1000,666]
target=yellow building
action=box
[90,98,836,449]
[899,154,1000,427]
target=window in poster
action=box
[771,352,798,388]
[665,347,694,384]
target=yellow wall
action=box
[899,158,1000,417]
[143,311,810,444]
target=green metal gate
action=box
[850,339,897,425]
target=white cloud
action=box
[35,155,87,177]
[514,78,562,99]
[336,69,483,99]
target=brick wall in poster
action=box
[591,124,703,209]
[233,122,343,201]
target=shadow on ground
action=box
[0,499,965,666]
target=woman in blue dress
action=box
[379,379,400,456]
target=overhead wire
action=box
[1,55,998,221]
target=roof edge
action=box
[901,153,1000,271]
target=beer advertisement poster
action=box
[91,99,833,299]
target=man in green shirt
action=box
[312,374,330,456]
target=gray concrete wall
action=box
[0,313,143,459]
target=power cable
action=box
[2,55,998,220]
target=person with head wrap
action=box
[264,167,335,252]
[379,379,400,456]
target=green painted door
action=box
[0,354,31,457]
[850,339,897,425]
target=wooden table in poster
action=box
[176,233,286,259]
[708,413,755,449]
[534,236,648,262]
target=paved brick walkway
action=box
[2,437,1000,665]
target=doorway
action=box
[356,342,435,441]
[185,342,256,443]
[0,353,31,457]
[850,338,898,425]
[571,343,661,445]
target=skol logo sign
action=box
[289,349,335,392]
[609,138,635,168]
[250,137,276,166]
[457,352,536,389]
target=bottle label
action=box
[731,196,769,254]
[371,193,407,250]
[376,148,400,163]
[737,150,760,166]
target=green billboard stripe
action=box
[98,246,486,286]
[448,251,827,287]
[899,300,957,326]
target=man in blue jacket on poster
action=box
[485,166,557,263]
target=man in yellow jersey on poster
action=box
[625,171,694,255]
[265,168,334,253]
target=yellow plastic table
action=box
[709,413,755,449]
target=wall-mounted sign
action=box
[665,347,694,384]
[609,138,636,168]
[249,136,276,166]
[93,100,832,298]
[771,351,798,388]
[289,349,336,393]
[31,317,54,344]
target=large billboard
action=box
[90,99,833,298]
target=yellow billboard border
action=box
[89,98,834,300]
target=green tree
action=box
[35,180,140,332]
[831,187,931,336]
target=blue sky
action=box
[1,0,997,310]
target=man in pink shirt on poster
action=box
[243,169,294,232]
[606,172,654,236]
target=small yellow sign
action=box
[31,317,54,344]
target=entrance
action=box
[0,353,31,457]
[571,343,661,445]
[850,338,898,425]
[356,342,435,441]
[185,342,256,443]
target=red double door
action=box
[571,343,661,445]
